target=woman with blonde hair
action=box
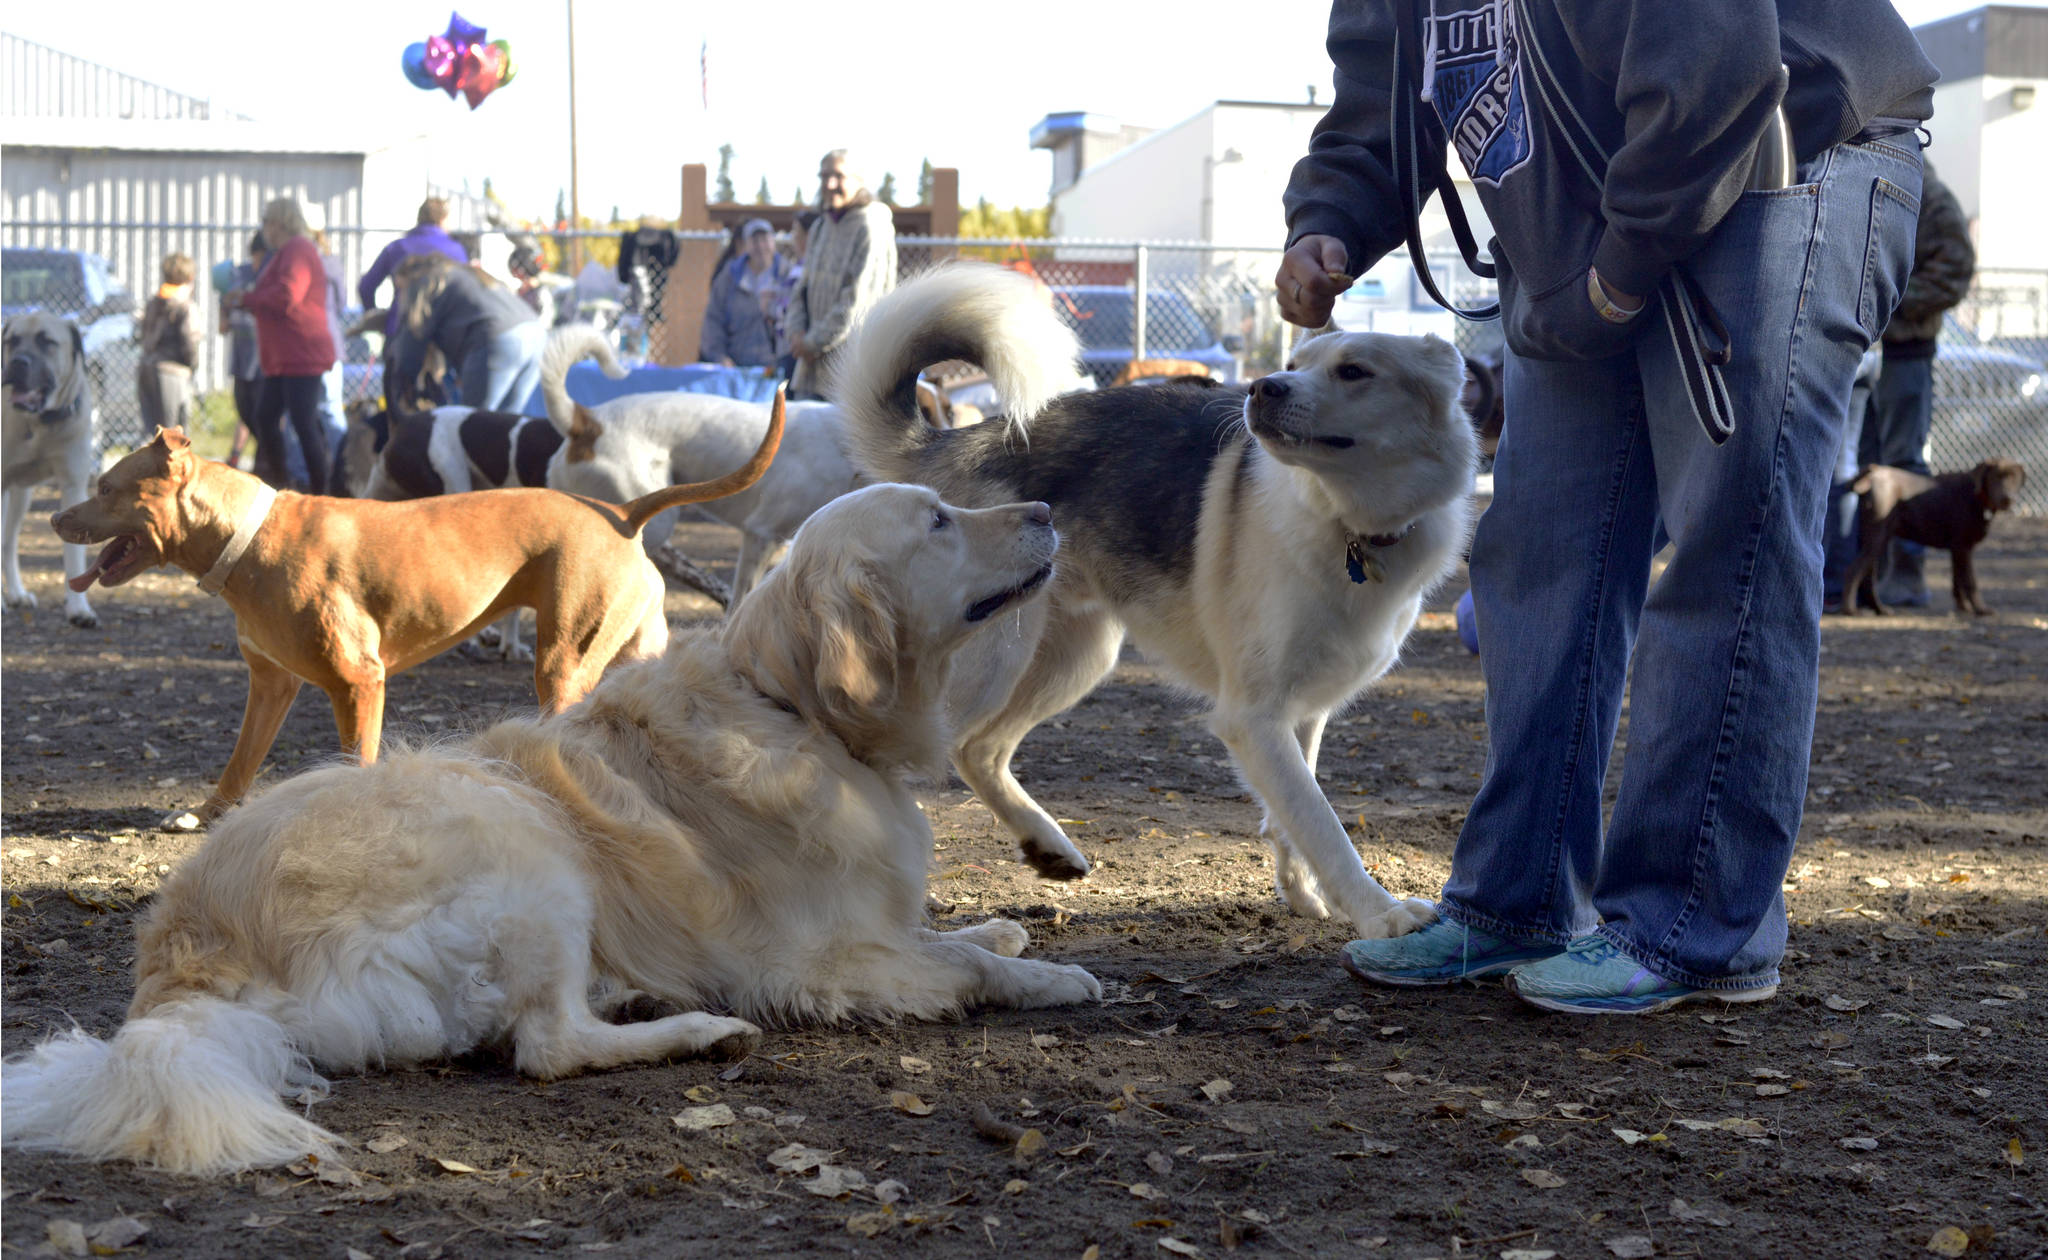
[231,197,338,490]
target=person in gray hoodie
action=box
[1284,0,1935,1014]
[387,255,546,412]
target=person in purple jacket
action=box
[358,198,469,336]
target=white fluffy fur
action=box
[3,311,100,627]
[840,267,1478,939]
[0,483,1098,1176]
[540,323,862,604]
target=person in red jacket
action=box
[231,198,338,491]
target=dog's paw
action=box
[1024,963,1104,1007]
[977,918,1030,957]
[65,603,98,630]
[160,808,207,832]
[1348,897,1438,940]
[502,643,535,664]
[705,1018,763,1060]
[3,587,37,611]
[1020,838,1090,881]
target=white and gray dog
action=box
[838,265,1478,940]
[3,311,101,627]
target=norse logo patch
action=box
[1425,3,1532,187]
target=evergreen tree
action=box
[792,185,806,206]
[715,144,736,202]
[554,189,567,225]
[917,158,934,203]
[876,172,899,205]
[754,177,772,205]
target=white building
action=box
[1,32,442,399]
[1912,4,2048,275]
[1031,99,1493,340]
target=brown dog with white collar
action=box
[51,393,784,823]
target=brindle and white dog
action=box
[840,265,1477,940]
[3,311,100,627]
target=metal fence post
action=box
[1133,243,1148,363]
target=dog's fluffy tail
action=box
[540,322,630,434]
[1,996,339,1176]
[837,264,1082,482]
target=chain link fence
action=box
[4,217,2042,513]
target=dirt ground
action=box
[3,493,2044,1260]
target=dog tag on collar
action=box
[1345,535,1384,584]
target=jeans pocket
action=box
[1858,177,1920,342]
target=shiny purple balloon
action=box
[443,12,486,49]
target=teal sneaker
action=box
[1339,919,1564,987]
[1505,935,1780,1015]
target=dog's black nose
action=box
[1024,502,1053,528]
[1252,376,1290,401]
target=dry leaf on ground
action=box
[890,1091,935,1116]
[1606,1237,1655,1259]
[899,1055,933,1074]
[1926,1225,1970,1256]
[673,1103,737,1131]
[1520,1168,1566,1188]
[805,1164,870,1197]
[767,1142,835,1173]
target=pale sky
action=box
[4,0,2031,227]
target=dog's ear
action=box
[154,426,192,452]
[44,319,91,416]
[724,547,910,767]
[566,404,605,464]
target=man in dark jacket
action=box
[1858,164,1976,606]
[1281,0,1935,1014]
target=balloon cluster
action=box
[401,12,517,110]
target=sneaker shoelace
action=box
[1564,935,1622,964]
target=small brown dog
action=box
[51,394,784,822]
[1840,458,2027,617]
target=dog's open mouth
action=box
[9,385,47,413]
[965,563,1053,623]
[70,534,150,591]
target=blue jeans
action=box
[460,321,546,412]
[1859,353,1934,474]
[1441,136,1922,990]
[1857,352,1935,600]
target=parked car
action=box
[1928,314,2045,510]
[1049,286,1240,386]
[1,247,141,442]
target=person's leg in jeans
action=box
[250,376,292,489]
[1436,349,1659,947]
[480,322,545,412]
[1863,351,1937,604]
[231,375,261,470]
[1823,353,1876,610]
[1581,140,1923,990]
[278,374,331,494]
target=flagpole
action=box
[567,0,582,274]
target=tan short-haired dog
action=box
[50,395,784,822]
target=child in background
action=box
[138,253,200,430]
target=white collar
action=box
[197,485,278,596]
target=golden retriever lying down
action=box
[0,483,1099,1176]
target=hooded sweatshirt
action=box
[1284,0,1938,360]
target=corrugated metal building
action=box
[1,32,436,419]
